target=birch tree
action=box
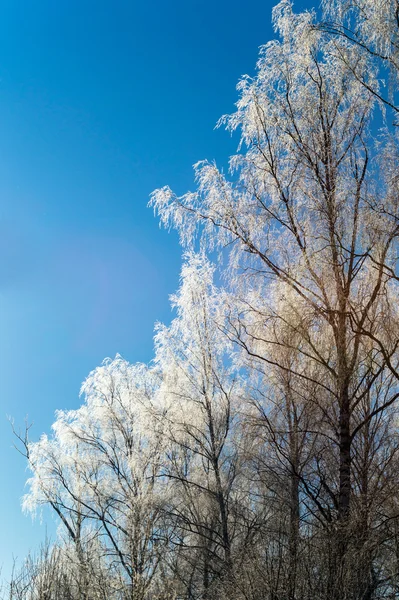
[151,2,399,597]
[153,253,245,599]
[23,358,170,600]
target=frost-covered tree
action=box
[153,253,245,599]
[151,1,399,597]
[23,358,171,600]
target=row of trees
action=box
[6,0,399,598]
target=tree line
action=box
[4,0,399,598]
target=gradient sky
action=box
[0,0,314,578]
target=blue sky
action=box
[0,0,314,578]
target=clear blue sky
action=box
[0,0,314,578]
